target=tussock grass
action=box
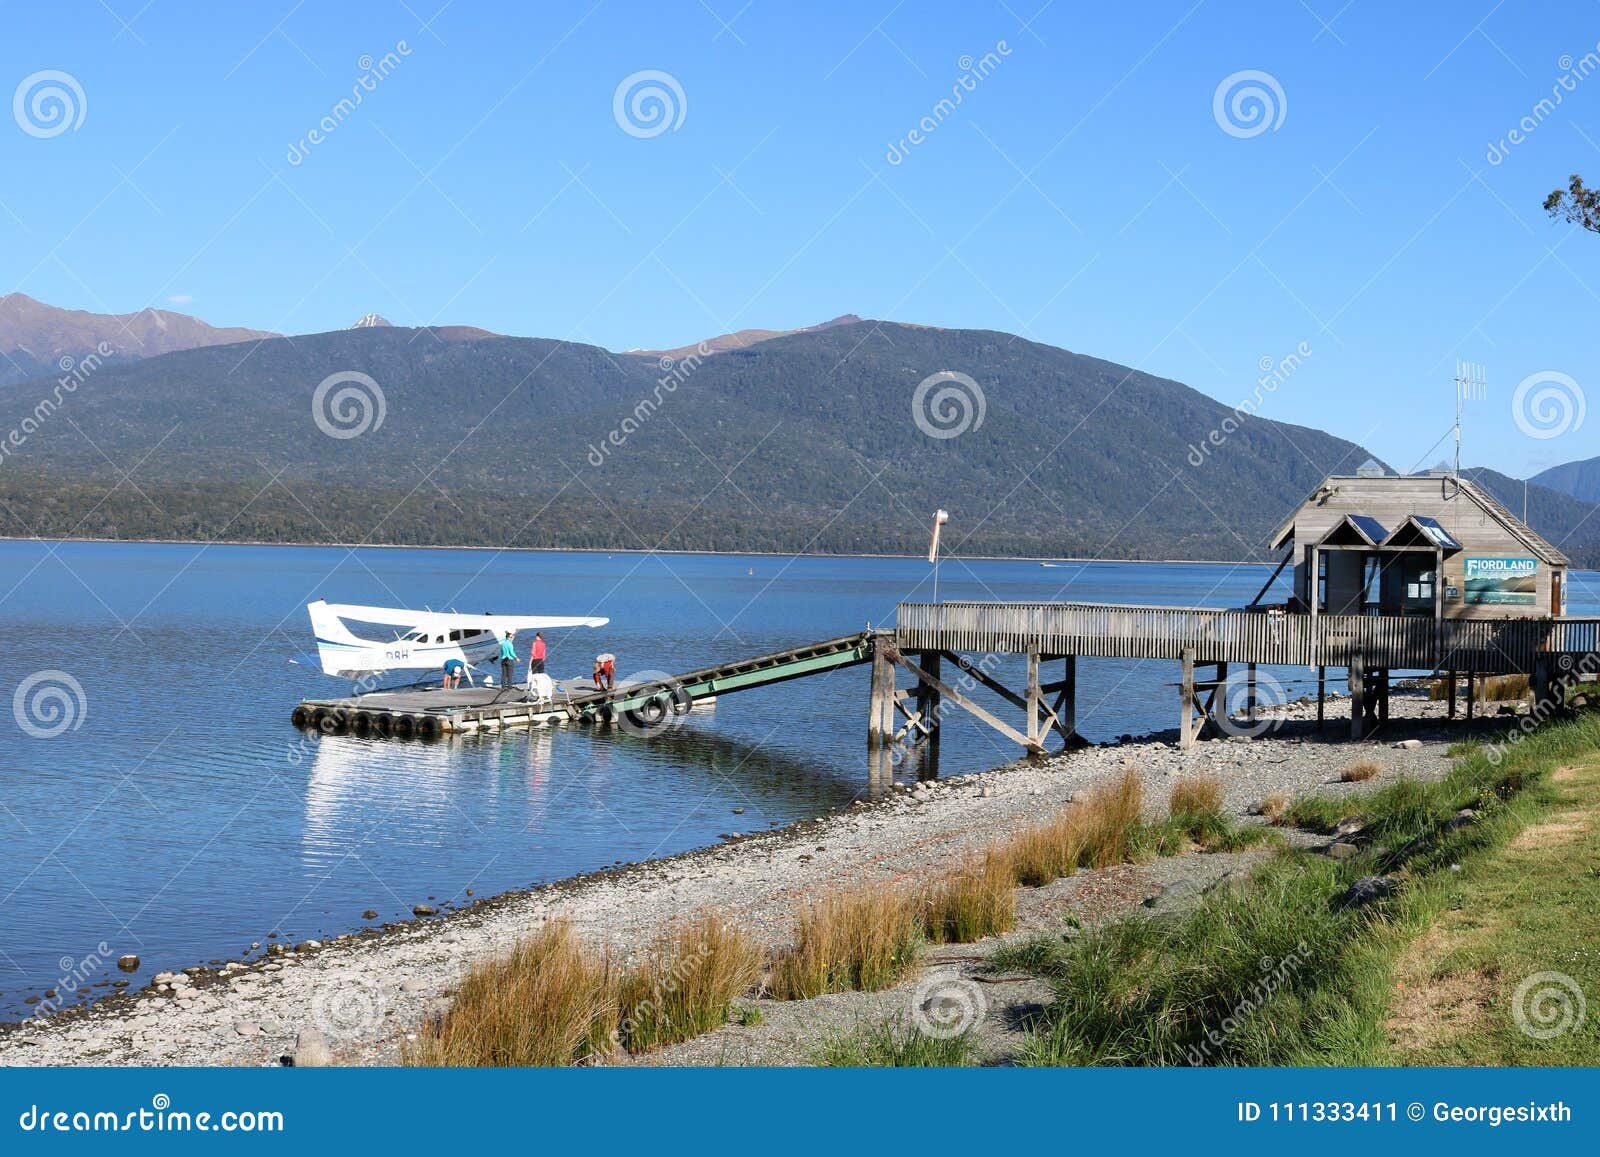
[1159,773,1277,852]
[1429,674,1530,703]
[1166,774,1227,847]
[769,884,921,1000]
[815,1018,976,1066]
[406,919,616,1067]
[1074,766,1146,868]
[1258,791,1291,822]
[616,914,763,1053]
[1340,756,1381,783]
[921,851,1016,944]
[1477,673,1529,702]
[1169,774,1223,819]
[1006,808,1085,886]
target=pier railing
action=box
[895,601,1600,674]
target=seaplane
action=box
[296,599,609,682]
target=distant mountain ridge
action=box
[631,313,863,361]
[1529,455,1600,504]
[0,292,276,388]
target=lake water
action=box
[2,541,1596,1019]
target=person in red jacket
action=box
[529,631,547,675]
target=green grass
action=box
[1276,792,1351,833]
[1384,758,1600,1064]
[814,1018,976,1067]
[1004,713,1600,1066]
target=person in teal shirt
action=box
[498,631,518,690]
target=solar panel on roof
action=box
[1410,516,1462,551]
[1346,515,1388,543]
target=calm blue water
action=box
[2,541,1596,1018]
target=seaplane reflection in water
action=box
[294,599,609,687]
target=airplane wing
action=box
[316,601,609,633]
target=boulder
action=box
[1326,842,1360,860]
[291,1028,332,1068]
[412,904,439,917]
[1393,739,1422,750]
[116,954,140,972]
[1341,875,1396,908]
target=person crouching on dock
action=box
[593,652,615,691]
[442,657,465,689]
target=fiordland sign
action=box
[1463,557,1539,606]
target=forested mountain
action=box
[2,317,1597,565]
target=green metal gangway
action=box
[564,630,885,725]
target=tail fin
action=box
[307,600,366,675]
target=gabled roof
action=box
[1456,476,1570,566]
[1269,474,1570,566]
[1383,515,1463,552]
[1316,514,1389,547]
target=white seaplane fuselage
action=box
[303,599,608,679]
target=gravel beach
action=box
[0,685,1511,1068]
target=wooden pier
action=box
[293,599,1600,757]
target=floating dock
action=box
[293,631,880,737]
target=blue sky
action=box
[3,0,1599,478]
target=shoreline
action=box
[0,533,1275,569]
[0,686,1518,1067]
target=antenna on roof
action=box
[1453,361,1487,478]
